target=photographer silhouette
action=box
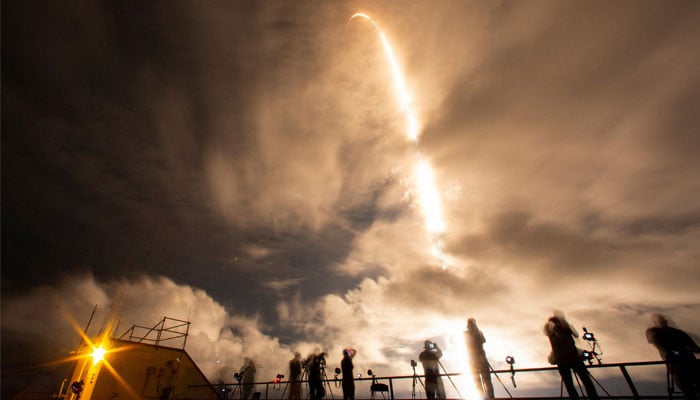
[419,340,446,400]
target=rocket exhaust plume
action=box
[349,13,448,268]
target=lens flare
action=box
[91,345,107,365]
[349,13,448,268]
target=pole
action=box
[437,360,463,399]
[487,363,513,398]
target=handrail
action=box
[190,360,680,400]
[115,316,190,349]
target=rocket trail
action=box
[349,13,447,268]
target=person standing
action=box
[341,348,356,400]
[544,311,599,400]
[466,318,495,400]
[419,340,446,400]
[646,314,700,400]
[157,360,177,400]
[288,352,303,400]
[239,357,257,400]
[307,352,326,400]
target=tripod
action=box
[437,360,463,399]
[410,361,426,400]
[557,365,611,399]
[300,365,310,400]
[487,363,513,399]
[224,381,242,400]
[319,361,335,399]
[307,356,334,400]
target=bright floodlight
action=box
[91,346,106,365]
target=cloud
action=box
[262,278,308,296]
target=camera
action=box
[410,359,417,368]
[427,341,437,350]
[70,381,84,395]
[581,350,597,361]
[234,372,243,382]
[505,356,515,365]
[582,327,596,341]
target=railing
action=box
[193,360,685,400]
[116,316,190,349]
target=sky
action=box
[3,1,700,398]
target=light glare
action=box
[91,346,106,365]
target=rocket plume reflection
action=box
[349,13,448,268]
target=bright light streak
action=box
[350,13,419,141]
[439,320,484,400]
[91,345,106,365]
[349,13,448,268]
[416,155,446,235]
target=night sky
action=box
[3,1,700,398]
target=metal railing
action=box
[117,316,191,349]
[193,360,684,400]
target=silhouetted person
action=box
[466,318,494,400]
[544,311,599,400]
[646,314,700,400]
[157,360,177,400]
[70,380,85,399]
[239,357,257,400]
[288,352,303,400]
[419,340,446,400]
[341,348,356,400]
[308,352,326,400]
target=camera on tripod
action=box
[581,326,603,365]
[233,372,243,383]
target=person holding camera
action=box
[544,311,598,400]
[341,348,356,400]
[419,340,446,400]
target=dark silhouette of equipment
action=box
[581,327,603,365]
[227,372,243,400]
[484,357,515,399]
[273,374,284,389]
[70,380,84,399]
[410,359,425,400]
[368,369,389,400]
[506,356,517,388]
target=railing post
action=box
[389,377,395,400]
[619,365,640,400]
